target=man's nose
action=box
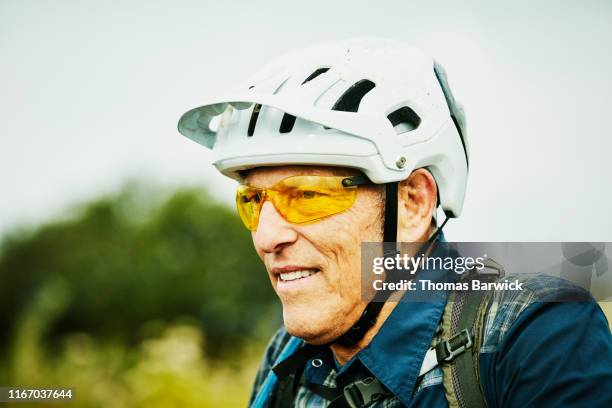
[253,201,298,254]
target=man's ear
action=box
[397,168,437,243]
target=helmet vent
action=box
[278,68,331,133]
[387,106,421,134]
[247,103,262,137]
[301,67,330,84]
[279,112,297,133]
[331,79,376,113]
[320,79,375,130]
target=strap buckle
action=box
[343,377,386,408]
[439,329,473,362]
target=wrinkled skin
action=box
[246,165,437,359]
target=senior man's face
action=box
[245,165,384,344]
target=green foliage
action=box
[0,183,280,359]
[6,319,262,408]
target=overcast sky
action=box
[1,0,611,241]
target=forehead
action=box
[244,165,361,186]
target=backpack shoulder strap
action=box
[272,363,305,408]
[439,258,505,408]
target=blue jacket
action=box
[249,263,612,407]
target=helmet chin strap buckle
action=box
[335,301,386,348]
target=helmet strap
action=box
[335,182,449,347]
[383,181,399,243]
[333,182,399,347]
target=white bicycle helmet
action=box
[178,38,469,217]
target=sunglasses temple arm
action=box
[342,175,374,187]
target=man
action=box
[177,39,612,407]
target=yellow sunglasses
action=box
[236,175,373,231]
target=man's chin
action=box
[284,323,338,345]
[283,310,346,345]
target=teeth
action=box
[279,269,318,282]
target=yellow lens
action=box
[236,185,263,231]
[235,176,359,231]
[272,176,358,224]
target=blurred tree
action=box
[0,183,280,360]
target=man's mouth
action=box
[271,266,321,284]
[278,269,319,282]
